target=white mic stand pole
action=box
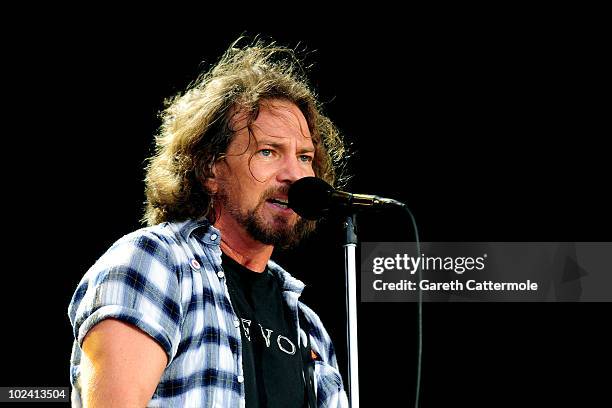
[343,214,359,407]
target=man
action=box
[68,40,349,407]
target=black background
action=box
[3,8,610,407]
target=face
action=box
[211,99,317,248]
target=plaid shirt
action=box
[68,218,348,407]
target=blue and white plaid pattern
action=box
[68,218,348,407]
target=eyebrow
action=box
[258,140,315,154]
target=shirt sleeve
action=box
[68,230,182,365]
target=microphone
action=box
[288,177,405,220]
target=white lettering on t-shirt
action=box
[277,335,296,355]
[258,324,274,347]
[238,320,298,355]
[241,319,252,341]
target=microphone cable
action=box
[395,202,423,408]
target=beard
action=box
[216,185,317,249]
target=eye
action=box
[299,155,313,163]
[259,149,273,157]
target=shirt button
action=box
[210,233,218,241]
[217,271,225,279]
[190,259,201,270]
[234,319,240,328]
[237,375,244,383]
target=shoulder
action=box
[70,221,204,311]
[67,225,194,365]
[109,222,184,254]
[93,219,212,273]
[84,226,174,279]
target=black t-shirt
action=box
[221,253,305,408]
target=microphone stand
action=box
[343,214,359,407]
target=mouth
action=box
[266,197,292,212]
[266,197,295,217]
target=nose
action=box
[276,155,314,184]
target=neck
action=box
[213,213,273,273]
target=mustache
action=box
[260,185,291,201]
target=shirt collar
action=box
[267,260,306,296]
[175,217,221,246]
[177,218,306,295]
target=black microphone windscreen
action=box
[288,177,334,220]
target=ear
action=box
[203,162,219,194]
